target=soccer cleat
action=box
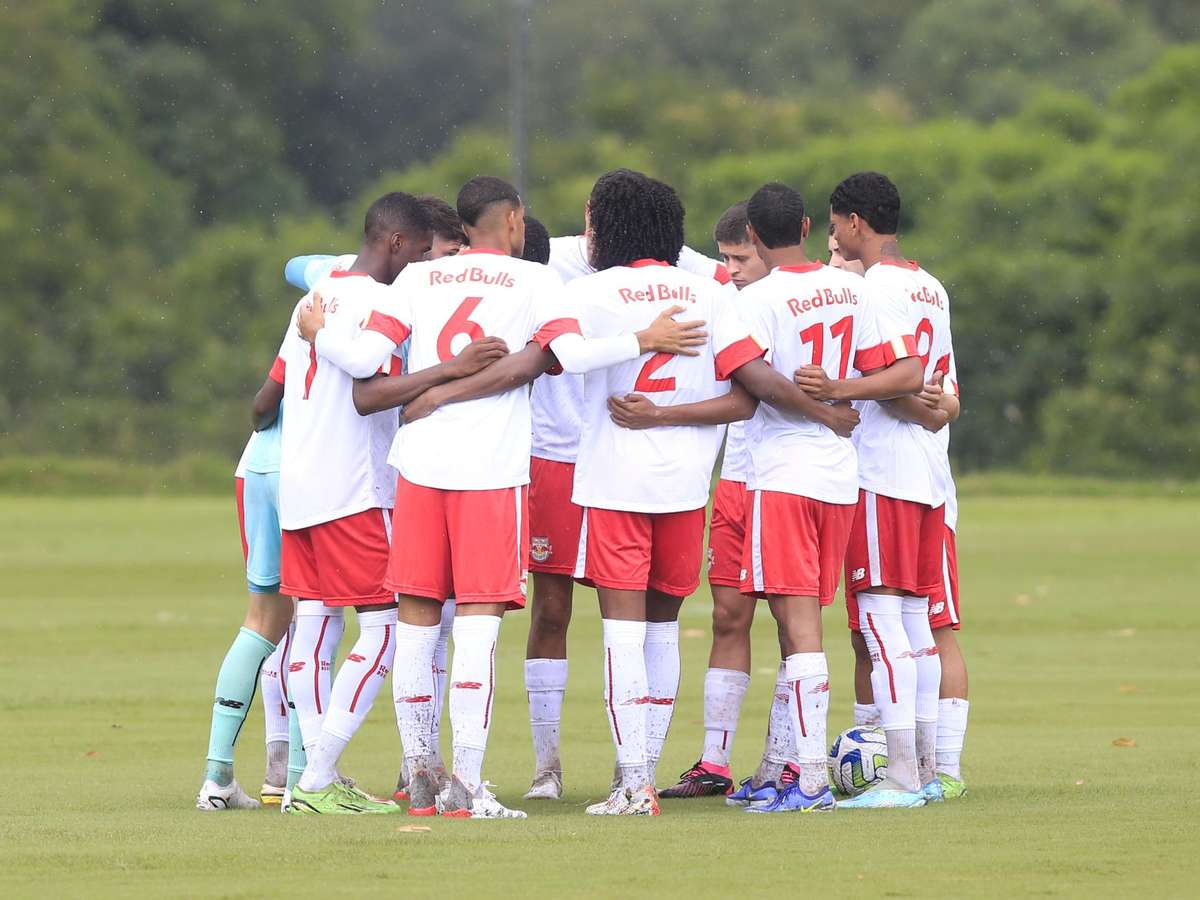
[586,786,660,816]
[586,788,630,816]
[922,779,945,803]
[394,761,410,802]
[726,778,778,808]
[658,760,733,798]
[260,783,285,806]
[836,785,926,810]
[467,784,528,819]
[406,769,440,817]
[285,781,402,815]
[746,784,836,813]
[196,779,261,811]
[524,769,563,800]
[936,773,968,799]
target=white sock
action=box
[936,697,969,778]
[784,652,830,795]
[755,662,794,784]
[290,602,345,750]
[392,621,441,766]
[854,702,881,726]
[432,598,455,764]
[902,596,942,785]
[261,629,290,746]
[858,593,919,792]
[643,620,680,781]
[701,668,749,769]
[448,615,502,791]
[298,608,397,791]
[526,658,568,775]
[602,618,649,790]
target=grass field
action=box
[3,491,1199,897]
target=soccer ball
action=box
[828,726,888,797]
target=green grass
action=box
[2,492,1198,897]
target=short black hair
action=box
[713,202,750,245]
[364,191,433,242]
[588,169,685,271]
[522,215,551,265]
[747,182,806,250]
[418,195,468,245]
[456,176,521,227]
[830,172,900,235]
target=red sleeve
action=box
[933,353,959,397]
[714,335,766,381]
[267,355,285,385]
[854,334,918,373]
[377,353,405,377]
[532,317,582,350]
[713,263,731,286]
[364,310,411,346]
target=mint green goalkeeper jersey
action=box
[235,404,283,477]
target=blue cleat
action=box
[745,784,836,813]
[837,786,926,809]
[726,778,778,809]
[922,779,945,803]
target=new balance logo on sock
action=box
[347,653,366,663]
[288,661,305,673]
[397,694,433,703]
[810,681,830,694]
[216,697,245,710]
[453,681,483,690]
[912,647,940,658]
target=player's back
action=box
[741,262,870,504]
[390,249,565,490]
[278,271,399,529]
[572,262,758,513]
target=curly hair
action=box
[521,214,551,264]
[587,169,685,271]
[747,182,806,249]
[830,172,901,235]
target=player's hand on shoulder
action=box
[821,400,860,438]
[608,393,661,430]
[638,304,707,356]
[297,292,326,343]
[448,336,509,378]
[794,364,840,402]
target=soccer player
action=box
[301,175,705,819]
[796,171,954,808]
[196,373,291,811]
[520,213,734,802]
[828,222,865,276]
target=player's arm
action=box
[882,371,958,432]
[793,356,922,402]
[402,342,556,423]
[298,292,403,379]
[733,358,860,438]
[546,304,707,373]
[251,376,284,431]
[351,337,510,415]
[607,380,758,429]
[284,254,352,291]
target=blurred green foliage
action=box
[3,0,1197,476]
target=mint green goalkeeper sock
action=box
[205,627,276,785]
[286,702,307,791]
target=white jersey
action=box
[571,260,763,513]
[531,236,733,464]
[741,262,916,504]
[277,271,401,529]
[850,260,951,507]
[383,249,574,490]
[719,422,749,482]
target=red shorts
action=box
[928,526,960,630]
[845,490,945,631]
[280,507,392,606]
[741,490,856,603]
[528,456,583,576]
[386,475,529,608]
[576,506,706,597]
[707,479,747,588]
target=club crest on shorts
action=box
[531,536,552,563]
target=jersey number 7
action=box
[437,297,485,362]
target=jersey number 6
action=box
[437,297,485,362]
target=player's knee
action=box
[531,601,571,638]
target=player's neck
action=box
[462,228,512,257]
[349,245,391,283]
[861,237,907,271]
[759,244,808,270]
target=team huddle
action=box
[198,168,970,818]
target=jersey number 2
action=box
[437,297,485,362]
[634,352,676,393]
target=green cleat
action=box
[285,780,402,815]
[936,773,968,800]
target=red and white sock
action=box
[643,620,680,782]
[526,658,568,775]
[701,668,750,769]
[289,601,345,751]
[784,652,830,795]
[449,615,501,791]
[602,619,649,790]
[902,596,941,785]
[755,662,795,784]
[431,598,455,762]
[299,607,397,791]
[858,593,919,792]
[936,697,969,778]
[392,620,441,768]
[261,626,291,746]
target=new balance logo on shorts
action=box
[851,567,866,582]
[929,601,946,616]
